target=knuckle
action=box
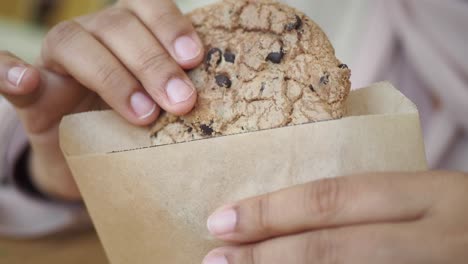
[245,246,262,264]
[151,10,192,35]
[44,20,82,52]
[95,65,128,93]
[255,194,273,235]
[134,49,171,76]
[305,178,346,217]
[152,9,174,26]
[306,231,339,264]
[92,8,135,32]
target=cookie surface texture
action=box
[151,0,351,145]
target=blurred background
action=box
[0,0,370,64]
[0,0,111,62]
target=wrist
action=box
[13,146,48,199]
[28,149,82,202]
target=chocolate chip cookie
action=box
[151,0,351,145]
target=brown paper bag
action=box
[59,82,427,264]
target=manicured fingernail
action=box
[207,208,237,236]
[130,92,157,119]
[8,67,28,87]
[203,254,229,264]
[174,35,201,61]
[166,78,194,104]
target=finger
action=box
[41,20,159,125]
[0,51,41,106]
[207,172,434,243]
[119,0,204,69]
[77,8,197,115]
[0,51,92,134]
[16,70,89,134]
[203,223,426,264]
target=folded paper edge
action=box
[59,82,420,156]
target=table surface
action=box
[0,231,108,263]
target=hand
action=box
[203,171,468,264]
[0,0,203,200]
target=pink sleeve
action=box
[351,0,468,170]
[0,99,91,238]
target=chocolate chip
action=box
[187,127,193,133]
[285,15,303,31]
[200,124,214,136]
[284,76,291,81]
[205,48,222,67]
[224,52,236,63]
[266,49,284,64]
[320,73,330,85]
[339,64,348,69]
[260,82,266,93]
[309,85,315,92]
[215,74,232,88]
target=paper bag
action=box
[59,82,427,264]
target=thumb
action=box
[1,51,90,134]
[0,51,41,108]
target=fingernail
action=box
[203,254,229,264]
[174,35,201,61]
[130,92,157,119]
[8,67,28,87]
[207,208,237,236]
[166,78,195,104]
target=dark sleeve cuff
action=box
[13,146,50,200]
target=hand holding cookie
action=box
[0,0,204,199]
[40,0,204,123]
